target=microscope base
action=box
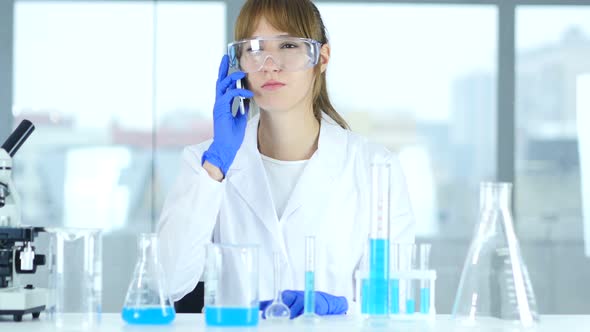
[0,306,45,322]
[0,286,48,322]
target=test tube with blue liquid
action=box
[419,244,432,314]
[304,236,316,316]
[389,245,400,314]
[366,162,390,317]
[403,245,417,315]
[389,243,436,319]
[298,236,320,323]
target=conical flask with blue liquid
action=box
[121,233,176,325]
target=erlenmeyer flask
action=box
[452,182,539,327]
[121,233,175,324]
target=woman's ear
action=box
[320,43,330,73]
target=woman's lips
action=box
[262,81,286,91]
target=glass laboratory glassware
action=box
[389,244,401,314]
[452,182,539,327]
[397,243,416,315]
[46,228,102,330]
[356,245,369,315]
[365,162,390,317]
[264,251,290,321]
[297,236,320,323]
[204,243,259,327]
[389,243,437,320]
[121,233,175,325]
[418,244,432,314]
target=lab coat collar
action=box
[227,112,348,246]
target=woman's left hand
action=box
[259,290,348,319]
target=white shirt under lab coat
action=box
[260,154,308,219]
[157,113,415,311]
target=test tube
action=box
[419,244,432,314]
[390,244,400,314]
[367,163,390,316]
[303,236,316,316]
[399,244,416,315]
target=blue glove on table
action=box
[259,290,348,319]
[201,54,254,176]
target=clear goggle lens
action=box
[227,36,321,73]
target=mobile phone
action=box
[236,78,246,115]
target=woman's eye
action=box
[281,43,298,49]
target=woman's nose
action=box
[260,55,280,72]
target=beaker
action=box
[452,182,539,327]
[121,233,175,324]
[204,243,259,327]
[46,227,102,330]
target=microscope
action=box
[0,120,48,322]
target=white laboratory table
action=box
[1,313,589,332]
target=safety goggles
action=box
[227,36,322,73]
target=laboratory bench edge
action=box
[1,313,590,332]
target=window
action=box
[12,0,225,312]
[318,3,497,238]
[14,1,155,230]
[317,3,497,311]
[516,6,590,313]
[7,0,590,315]
[153,2,225,213]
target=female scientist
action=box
[157,0,415,318]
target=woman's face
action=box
[245,17,318,114]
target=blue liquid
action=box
[304,271,315,314]
[390,279,400,314]
[121,306,175,325]
[367,239,389,315]
[420,287,430,314]
[369,239,389,279]
[361,278,368,314]
[406,299,415,314]
[205,306,259,327]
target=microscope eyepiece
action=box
[1,120,35,157]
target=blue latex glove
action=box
[259,290,348,319]
[201,54,254,176]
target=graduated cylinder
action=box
[365,162,390,316]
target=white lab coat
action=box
[157,113,415,312]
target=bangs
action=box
[234,0,322,43]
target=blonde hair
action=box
[234,0,349,130]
